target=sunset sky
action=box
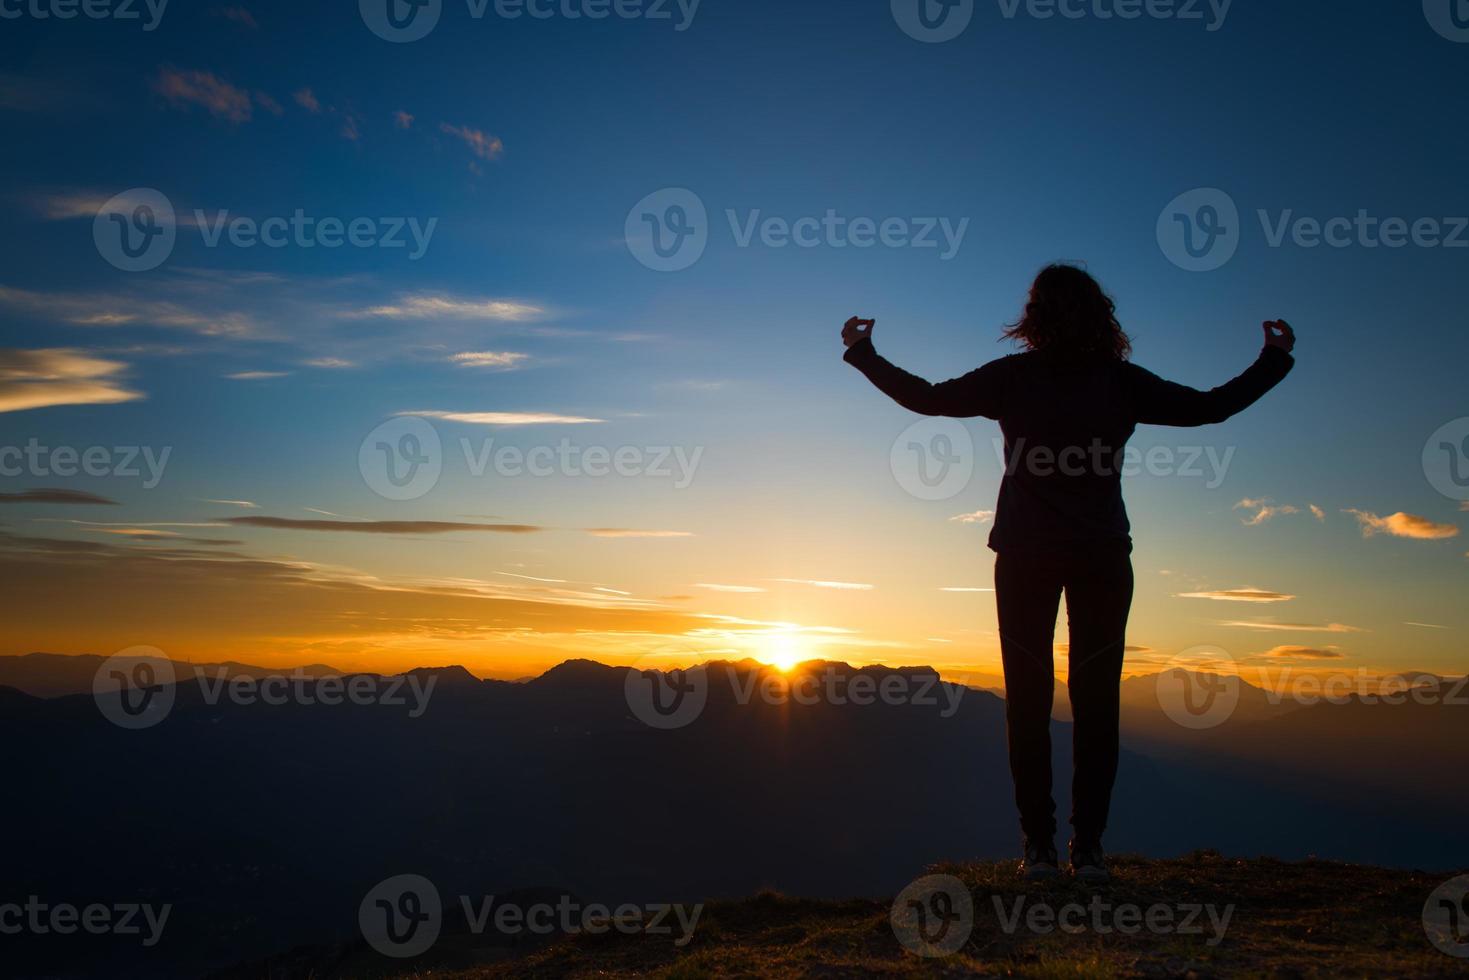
[2,1,1466,685]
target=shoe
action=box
[1020,836,1059,880]
[1069,836,1109,881]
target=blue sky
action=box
[1,0,1467,681]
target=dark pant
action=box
[995,547,1133,844]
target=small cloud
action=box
[294,87,321,113]
[0,488,118,505]
[227,517,542,535]
[303,357,355,369]
[1309,504,1325,521]
[585,529,693,539]
[340,114,360,141]
[440,122,504,161]
[342,294,543,322]
[1219,621,1365,634]
[950,510,995,524]
[0,348,143,413]
[451,351,529,370]
[1261,645,1346,660]
[254,91,283,116]
[154,67,252,123]
[225,371,289,381]
[400,411,603,426]
[393,110,414,129]
[1176,588,1295,603]
[201,499,259,509]
[695,583,767,593]
[1234,497,1299,526]
[217,6,258,28]
[1344,509,1459,540]
[771,578,875,591]
[1404,621,1449,630]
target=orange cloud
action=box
[1344,509,1459,540]
[154,67,253,122]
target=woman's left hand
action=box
[843,317,875,348]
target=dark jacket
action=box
[844,337,1295,555]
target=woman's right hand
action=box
[1263,320,1296,353]
[843,317,875,349]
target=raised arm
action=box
[1128,321,1297,427]
[840,317,1006,420]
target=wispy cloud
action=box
[1344,509,1459,540]
[393,110,414,129]
[1404,621,1449,630]
[0,488,118,505]
[585,529,693,539]
[772,578,875,591]
[940,587,994,593]
[1309,504,1325,521]
[950,510,995,524]
[154,67,253,122]
[226,371,289,381]
[303,357,356,369]
[201,499,259,509]
[342,294,543,322]
[0,284,258,337]
[440,122,504,161]
[0,348,143,413]
[1176,588,1295,603]
[400,410,603,426]
[294,87,321,113]
[1234,497,1299,525]
[217,6,259,29]
[1260,645,1345,660]
[227,517,543,535]
[450,351,529,370]
[695,583,767,593]
[1219,621,1365,634]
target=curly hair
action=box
[1003,264,1132,361]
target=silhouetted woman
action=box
[841,264,1295,880]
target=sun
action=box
[763,633,809,673]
